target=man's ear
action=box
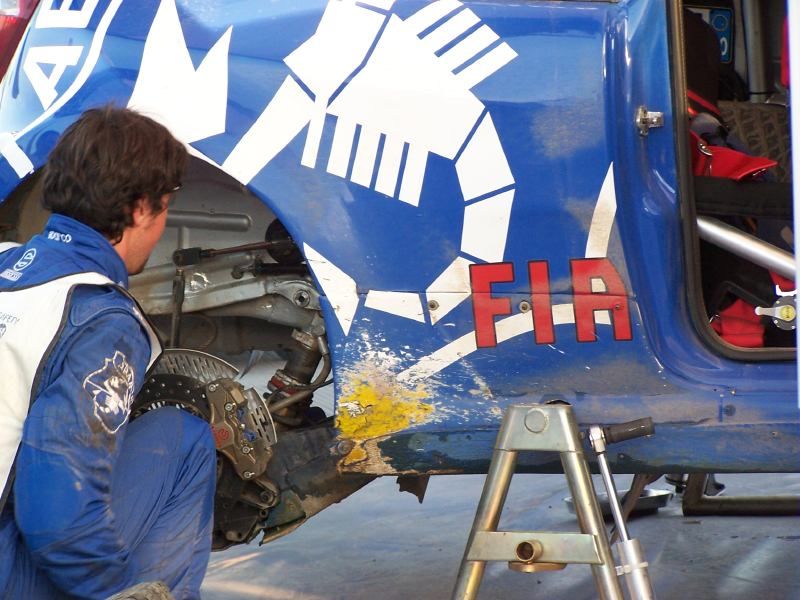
[130,197,149,226]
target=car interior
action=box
[678,1,795,354]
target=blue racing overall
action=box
[0,215,215,600]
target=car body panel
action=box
[0,0,796,475]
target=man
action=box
[0,106,216,599]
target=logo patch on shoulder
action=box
[13,248,36,271]
[2,248,37,281]
[84,351,135,434]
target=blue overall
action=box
[0,215,216,600]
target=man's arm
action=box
[14,307,154,598]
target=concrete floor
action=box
[201,472,800,599]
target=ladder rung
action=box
[466,531,602,565]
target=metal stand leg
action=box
[451,404,624,600]
[452,449,517,600]
[561,450,622,599]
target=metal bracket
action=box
[635,106,664,136]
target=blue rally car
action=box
[0,0,797,551]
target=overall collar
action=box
[43,215,129,287]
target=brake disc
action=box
[132,349,238,419]
[132,349,279,550]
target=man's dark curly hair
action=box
[42,106,188,242]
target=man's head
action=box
[42,105,187,273]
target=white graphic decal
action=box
[128,0,232,144]
[36,0,101,30]
[585,163,618,258]
[0,133,34,178]
[85,350,135,434]
[23,45,83,110]
[455,114,514,201]
[304,244,360,336]
[426,256,474,325]
[0,0,121,176]
[225,0,518,328]
[461,190,514,262]
[365,291,425,323]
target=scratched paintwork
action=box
[336,368,435,444]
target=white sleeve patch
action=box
[84,351,135,434]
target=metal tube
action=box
[682,474,800,516]
[560,450,624,600]
[169,268,185,348]
[167,209,252,231]
[452,449,517,600]
[741,0,769,101]
[615,538,656,600]
[697,216,795,279]
[595,451,630,542]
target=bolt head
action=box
[524,409,548,433]
[293,290,310,307]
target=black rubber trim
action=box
[667,5,793,361]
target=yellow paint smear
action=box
[336,379,435,441]
[342,445,368,466]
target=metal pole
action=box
[741,0,769,101]
[594,443,655,599]
[697,215,795,279]
[451,448,517,600]
[595,451,630,542]
[560,450,624,600]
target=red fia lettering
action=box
[470,258,632,347]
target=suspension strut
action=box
[266,330,331,424]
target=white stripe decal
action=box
[439,25,498,72]
[404,0,462,36]
[304,244,360,336]
[327,117,357,179]
[421,8,479,54]
[456,42,517,90]
[398,304,611,382]
[375,134,404,196]
[398,145,427,206]
[350,125,381,187]
[365,290,425,322]
[585,163,617,258]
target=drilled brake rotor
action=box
[131,349,278,549]
[132,349,239,418]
